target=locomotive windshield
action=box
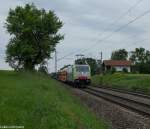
[76,65,89,72]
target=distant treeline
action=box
[75,47,150,75]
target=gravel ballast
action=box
[65,85,150,129]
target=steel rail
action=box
[90,86,150,99]
[82,87,150,117]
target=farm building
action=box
[103,60,133,72]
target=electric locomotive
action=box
[58,64,91,87]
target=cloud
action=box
[0,0,150,71]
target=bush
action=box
[132,63,150,74]
[111,67,116,74]
[122,68,128,73]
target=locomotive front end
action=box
[74,65,91,85]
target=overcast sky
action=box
[0,0,150,72]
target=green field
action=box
[0,70,108,129]
[92,73,150,94]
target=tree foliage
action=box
[5,4,64,71]
[130,47,150,73]
[130,47,150,64]
[111,49,128,60]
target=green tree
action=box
[111,49,128,60]
[130,47,150,73]
[130,48,145,64]
[75,58,98,75]
[130,47,150,64]
[5,4,64,71]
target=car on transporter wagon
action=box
[58,64,91,87]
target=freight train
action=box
[57,64,91,87]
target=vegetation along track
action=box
[82,86,150,117]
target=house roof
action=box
[103,60,132,66]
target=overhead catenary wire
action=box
[94,0,144,38]
[58,7,150,61]
[57,51,76,61]
[57,0,145,61]
[122,36,150,49]
[51,0,150,73]
[81,8,150,52]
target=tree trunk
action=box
[24,61,35,71]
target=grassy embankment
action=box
[92,73,150,94]
[0,70,109,129]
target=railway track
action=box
[82,86,150,117]
[94,86,150,99]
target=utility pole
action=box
[55,49,57,73]
[99,51,103,73]
[100,51,103,63]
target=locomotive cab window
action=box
[76,66,89,72]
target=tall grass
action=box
[92,73,150,94]
[0,70,109,129]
